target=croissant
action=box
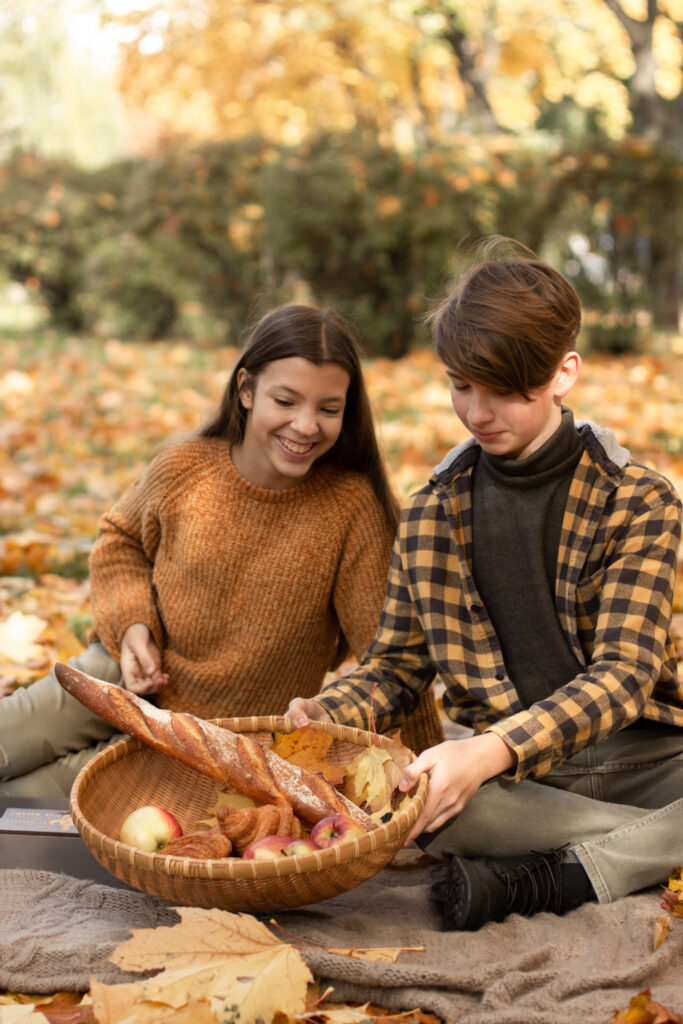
[163,827,233,859]
[55,663,375,830]
[217,803,304,855]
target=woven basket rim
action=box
[70,715,428,882]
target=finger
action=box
[287,700,310,728]
[398,750,438,791]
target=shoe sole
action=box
[441,856,496,931]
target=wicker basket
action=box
[70,715,428,912]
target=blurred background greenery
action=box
[0,0,680,356]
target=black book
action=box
[0,797,131,889]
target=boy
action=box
[289,238,683,930]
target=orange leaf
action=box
[612,989,682,1024]
[270,726,345,786]
[653,917,670,950]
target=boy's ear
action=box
[236,368,253,409]
[554,351,581,398]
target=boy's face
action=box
[445,355,580,461]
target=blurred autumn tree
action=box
[109,0,681,146]
[105,0,681,331]
[0,0,680,347]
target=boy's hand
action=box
[120,623,169,696]
[400,733,515,842]
[287,697,333,728]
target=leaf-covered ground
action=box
[1,332,682,687]
[1,331,682,1023]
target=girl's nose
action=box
[292,408,319,436]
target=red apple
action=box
[283,837,320,857]
[120,805,183,852]
[309,814,366,848]
[242,835,293,860]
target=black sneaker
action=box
[430,849,596,931]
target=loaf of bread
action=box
[55,662,375,829]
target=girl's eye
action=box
[273,397,293,407]
[321,407,343,416]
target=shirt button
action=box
[470,603,482,614]
[495,673,505,681]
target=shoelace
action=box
[494,848,566,917]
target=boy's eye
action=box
[450,381,470,393]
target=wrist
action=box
[480,731,516,778]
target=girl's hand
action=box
[120,623,169,696]
[400,733,515,842]
[287,697,333,728]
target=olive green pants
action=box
[417,724,683,904]
[0,643,126,798]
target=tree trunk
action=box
[440,9,500,131]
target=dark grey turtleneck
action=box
[471,408,584,709]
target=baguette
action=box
[55,663,375,829]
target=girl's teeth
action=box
[280,437,314,454]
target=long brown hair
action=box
[199,303,399,532]
[428,237,582,399]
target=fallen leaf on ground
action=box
[612,988,682,1023]
[660,867,683,919]
[325,947,424,962]
[0,612,47,664]
[0,1007,46,1023]
[654,917,671,949]
[91,906,313,1024]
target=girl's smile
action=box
[232,357,350,489]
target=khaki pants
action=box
[0,644,126,798]
[417,724,683,904]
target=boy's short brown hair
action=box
[428,237,581,399]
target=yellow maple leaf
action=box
[94,907,313,1024]
[343,746,395,813]
[201,789,256,827]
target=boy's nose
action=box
[468,393,494,425]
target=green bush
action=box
[0,134,677,353]
[76,233,193,339]
[0,153,131,328]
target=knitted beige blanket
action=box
[1,866,680,1023]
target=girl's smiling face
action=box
[232,356,350,489]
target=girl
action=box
[0,304,442,797]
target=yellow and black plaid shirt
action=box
[318,422,683,781]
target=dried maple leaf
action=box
[660,868,683,919]
[92,906,313,1024]
[654,917,671,950]
[270,727,345,787]
[343,746,396,814]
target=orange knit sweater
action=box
[88,438,395,720]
